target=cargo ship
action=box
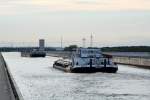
[21,39,46,57]
[53,48,118,73]
[21,49,46,57]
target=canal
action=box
[2,52,150,100]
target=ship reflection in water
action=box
[2,52,150,100]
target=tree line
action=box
[64,45,150,52]
[1,45,150,52]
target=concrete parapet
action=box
[46,51,72,58]
[0,53,24,100]
[0,53,15,100]
[113,56,150,69]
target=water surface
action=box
[3,52,150,100]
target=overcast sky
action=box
[0,0,150,47]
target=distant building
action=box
[39,39,45,51]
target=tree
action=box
[64,45,78,51]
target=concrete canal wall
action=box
[0,53,15,100]
[109,52,150,69]
[46,51,72,58]
[0,53,23,100]
[113,57,150,68]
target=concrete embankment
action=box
[0,53,15,100]
[105,52,150,69]
[0,53,23,100]
[113,57,150,69]
[46,51,72,58]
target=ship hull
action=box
[53,64,71,72]
[70,67,96,73]
[53,65,96,73]
[30,53,46,57]
[21,52,46,57]
[53,64,118,73]
[96,67,118,73]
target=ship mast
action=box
[61,36,63,49]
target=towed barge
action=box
[53,48,118,73]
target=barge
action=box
[53,48,118,73]
[21,39,46,57]
[21,49,46,57]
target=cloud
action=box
[0,0,150,15]
[75,0,100,5]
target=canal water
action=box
[2,52,150,100]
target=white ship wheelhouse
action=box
[71,48,113,68]
[78,48,102,58]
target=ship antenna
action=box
[90,33,93,48]
[61,36,63,49]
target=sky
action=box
[0,0,150,47]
